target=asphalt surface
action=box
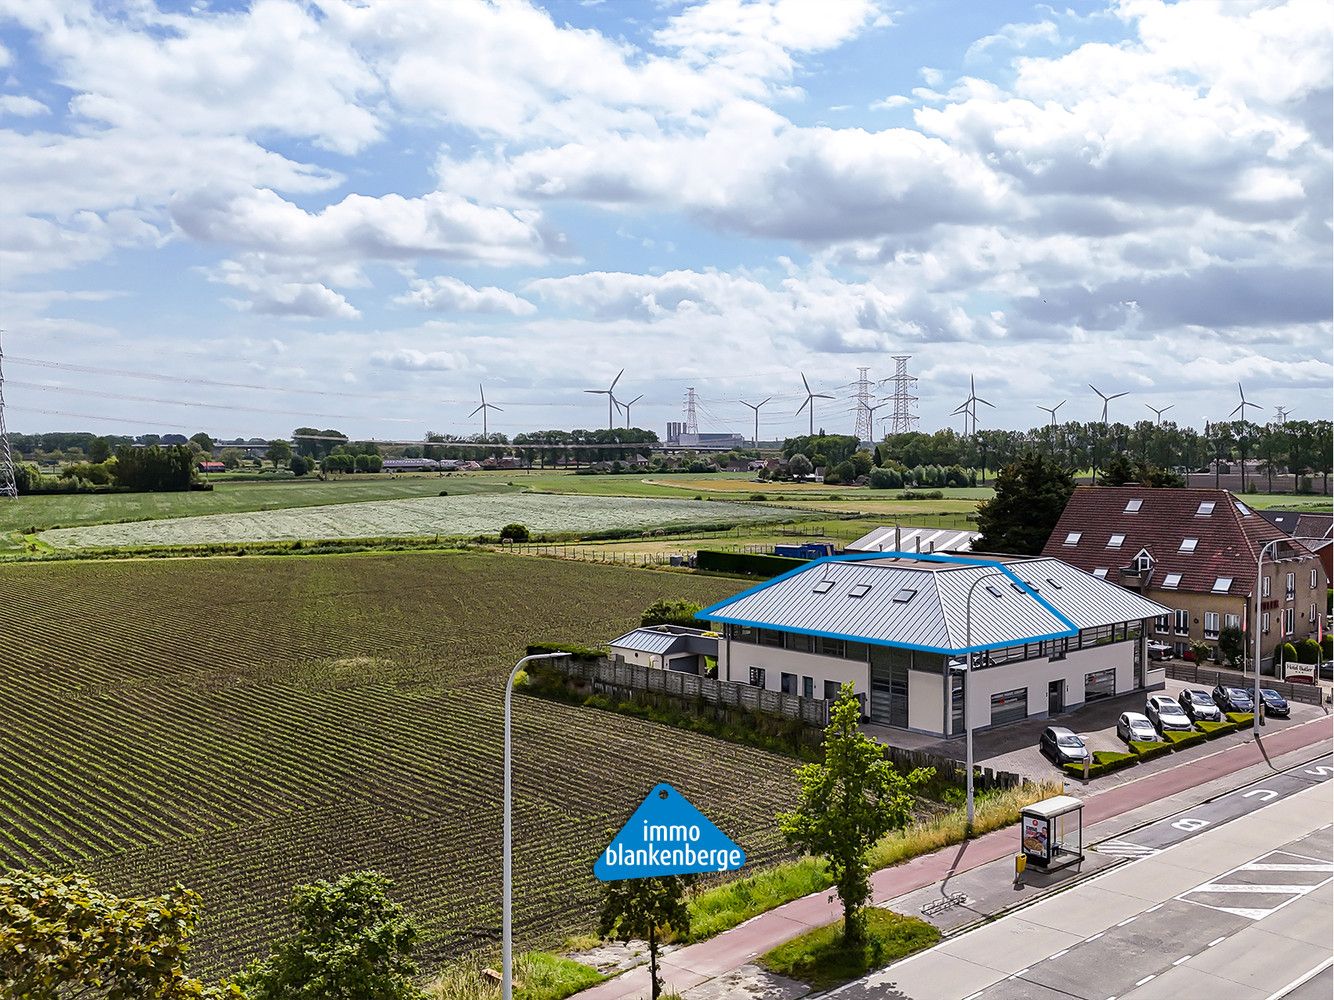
[831,758,1333,1000]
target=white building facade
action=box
[703,554,1170,737]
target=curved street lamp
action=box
[1251,536,1327,735]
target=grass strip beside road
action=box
[685,781,1058,942]
[757,909,940,990]
[427,952,607,1000]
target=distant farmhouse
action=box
[700,553,1168,737]
[1043,488,1328,669]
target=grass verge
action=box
[757,909,940,990]
[684,781,1059,941]
[426,952,606,1000]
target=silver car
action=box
[1117,711,1160,744]
[1178,688,1224,723]
[1146,694,1194,732]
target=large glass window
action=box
[749,667,766,688]
[784,633,814,654]
[819,637,846,658]
[1085,669,1117,701]
[1204,612,1220,639]
[990,688,1028,726]
[780,672,797,695]
[1174,609,1189,635]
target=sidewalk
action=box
[575,715,1333,1000]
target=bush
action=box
[1161,729,1206,750]
[1130,740,1173,762]
[696,550,807,578]
[868,467,900,490]
[1197,719,1241,739]
[1299,638,1321,663]
[1226,712,1255,726]
[499,523,530,542]
[1279,641,1299,665]
[1063,750,1137,779]
[896,490,944,500]
[1323,635,1333,659]
[525,642,604,661]
[641,598,704,628]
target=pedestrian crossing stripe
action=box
[1176,849,1334,920]
[1094,839,1161,858]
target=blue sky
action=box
[1,0,1329,441]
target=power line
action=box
[0,332,17,498]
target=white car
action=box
[1117,712,1159,744]
[1147,641,1173,661]
[1146,694,1194,732]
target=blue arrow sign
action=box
[594,783,746,881]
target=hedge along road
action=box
[36,493,802,549]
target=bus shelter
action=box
[1020,795,1084,873]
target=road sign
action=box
[594,783,746,881]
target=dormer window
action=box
[1064,532,1082,546]
[1124,499,1142,512]
[1108,534,1125,548]
[1196,501,1216,516]
[1179,538,1198,553]
[1134,550,1154,573]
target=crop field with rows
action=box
[0,552,796,976]
[37,493,795,549]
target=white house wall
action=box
[720,641,869,698]
[908,669,943,733]
[966,641,1136,728]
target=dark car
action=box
[1040,726,1090,765]
[1179,688,1224,723]
[1259,689,1291,718]
[1213,685,1255,714]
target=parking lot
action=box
[906,677,1329,785]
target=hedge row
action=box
[525,641,605,662]
[695,550,809,578]
[1063,750,1138,779]
[1162,729,1207,750]
[1130,739,1174,762]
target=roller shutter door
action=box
[990,687,1028,726]
[1084,668,1117,702]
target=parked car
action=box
[1259,689,1291,718]
[1040,726,1090,765]
[1213,685,1255,714]
[1146,694,1195,732]
[1117,712,1160,744]
[1178,688,1225,723]
[1147,641,1173,661]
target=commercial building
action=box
[1042,487,1328,668]
[845,525,980,554]
[700,553,1168,737]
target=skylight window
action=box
[1124,499,1143,512]
[1179,538,1198,553]
[985,585,1004,598]
[1010,581,1039,594]
[1093,568,1109,579]
[1196,501,1216,516]
[1235,502,1252,516]
[1108,534,1125,548]
[1045,578,1064,590]
[848,584,873,599]
[812,580,834,594]
[1162,572,1183,589]
[1064,532,1082,546]
[1212,577,1233,594]
[891,588,917,604]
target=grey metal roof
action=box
[701,556,1171,655]
[845,525,981,554]
[609,627,719,656]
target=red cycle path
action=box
[576,715,1332,999]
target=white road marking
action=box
[1264,956,1334,1000]
[1013,967,1030,977]
[1145,903,1163,912]
[1116,917,1137,926]
[1189,882,1328,894]
[1050,949,1069,960]
[1136,974,1156,986]
[1173,955,1193,966]
[1242,862,1333,872]
[1086,932,1104,942]
[1208,937,1227,947]
[1095,839,1162,859]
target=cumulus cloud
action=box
[370,348,467,371]
[394,276,536,315]
[0,94,48,116]
[964,20,1059,61]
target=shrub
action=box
[1190,641,1213,665]
[1161,729,1206,750]
[1299,638,1321,663]
[1063,750,1137,778]
[641,598,704,628]
[1130,740,1173,762]
[1197,719,1241,738]
[896,490,944,500]
[1322,634,1333,659]
[499,523,530,542]
[696,550,806,578]
[1279,641,1299,665]
[867,468,899,490]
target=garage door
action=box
[990,687,1028,726]
[1084,668,1117,702]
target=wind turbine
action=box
[1088,384,1128,425]
[584,368,624,430]
[469,384,503,437]
[741,398,771,448]
[1275,405,1289,426]
[861,399,889,440]
[1146,403,1174,426]
[954,375,994,436]
[619,394,643,428]
[1229,382,1261,422]
[795,373,834,437]
[1038,400,1066,430]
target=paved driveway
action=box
[895,679,1328,784]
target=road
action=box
[833,759,1333,1000]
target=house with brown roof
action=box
[1042,487,1327,670]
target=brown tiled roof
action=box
[1041,487,1296,597]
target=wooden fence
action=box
[1163,662,1325,705]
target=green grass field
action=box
[0,552,797,977]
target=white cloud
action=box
[964,20,1059,61]
[395,276,536,315]
[0,94,47,116]
[206,258,360,320]
[871,94,913,110]
[370,348,467,371]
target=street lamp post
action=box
[1252,536,1324,736]
[503,651,570,1000]
[957,569,1009,833]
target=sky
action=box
[0,0,1330,443]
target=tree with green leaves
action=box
[0,870,239,999]
[189,432,215,453]
[974,453,1076,555]
[778,684,929,946]
[234,871,422,1000]
[1102,453,1136,487]
[788,453,813,480]
[1218,625,1245,669]
[265,439,292,468]
[90,436,113,463]
[641,598,703,628]
[599,877,691,1000]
